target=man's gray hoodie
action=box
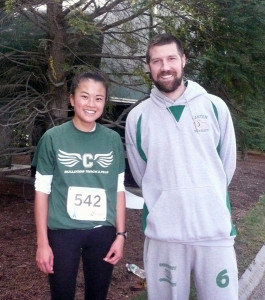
[125,80,237,246]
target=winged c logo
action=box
[58,149,113,168]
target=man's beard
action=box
[151,69,184,94]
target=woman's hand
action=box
[103,235,125,265]
[36,244,54,274]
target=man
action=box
[125,34,238,300]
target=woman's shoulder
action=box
[44,121,72,136]
[97,123,121,139]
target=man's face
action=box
[147,43,186,94]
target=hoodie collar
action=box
[150,80,207,108]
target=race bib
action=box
[67,187,107,221]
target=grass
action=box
[131,195,265,300]
[235,195,265,276]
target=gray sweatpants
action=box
[144,238,238,300]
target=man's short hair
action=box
[146,33,184,64]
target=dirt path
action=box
[0,154,264,299]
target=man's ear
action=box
[145,63,150,73]
[182,54,187,68]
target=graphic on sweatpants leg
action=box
[216,269,230,288]
[158,263,177,287]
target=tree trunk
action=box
[46,1,69,122]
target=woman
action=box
[32,71,126,300]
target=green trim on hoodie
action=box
[212,102,221,154]
[227,192,237,236]
[142,203,149,231]
[136,115,147,162]
[212,102,235,236]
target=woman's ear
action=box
[69,94,74,107]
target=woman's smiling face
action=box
[70,78,106,132]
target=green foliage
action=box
[203,0,265,153]
[0,0,265,156]
[4,0,16,13]
[131,290,147,300]
[68,11,101,36]
[234,103,265,155]
[163,0,265,154]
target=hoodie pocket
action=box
[145,186,233,242]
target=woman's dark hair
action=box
[146,33,184,64]
[70,71,109,98]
